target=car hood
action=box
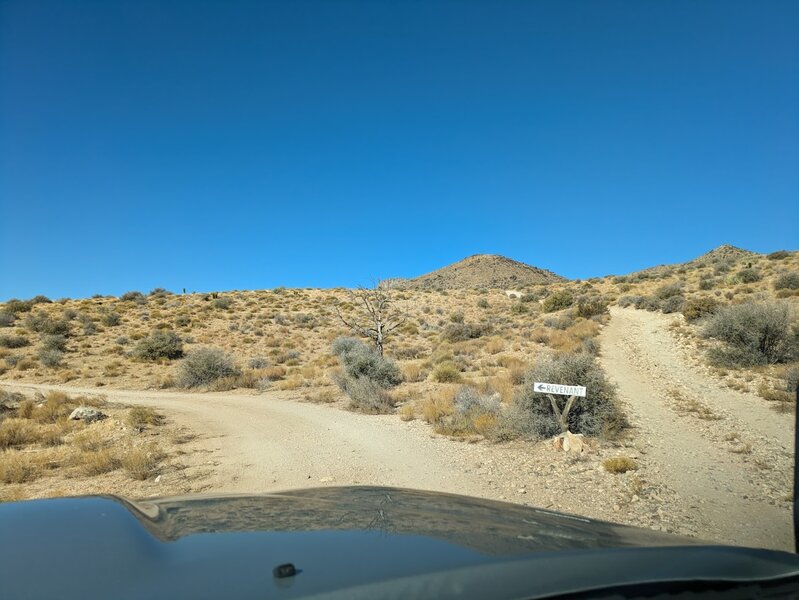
[2,486,798,599]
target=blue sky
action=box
[1,0,797,299]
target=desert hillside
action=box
[394,254,566,290]
[1,246,798,549]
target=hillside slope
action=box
[397,254,566,290]
[629,244,760,277]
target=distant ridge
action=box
[630,244,760,276]
[394,254,566,290]
[688,244,759,266]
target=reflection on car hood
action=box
[127,485,702,551]
[1,486,798,600]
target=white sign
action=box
[534,382,586,397]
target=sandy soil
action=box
[601,307,793,551]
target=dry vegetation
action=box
[0,389,198,502]
[0,245,796,443]
[607,246,799,408]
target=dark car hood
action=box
[1,486,798,599]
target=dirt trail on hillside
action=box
[600,307,794,551]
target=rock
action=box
[553,431,586,453]
[68,406,106,423]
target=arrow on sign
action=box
[533,382,587,397]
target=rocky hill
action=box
[630,244,761,277]
[395,254,566,290]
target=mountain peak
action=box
[396,254,566,290]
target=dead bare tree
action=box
[335,280,406,356]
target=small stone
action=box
[68,406,106,423]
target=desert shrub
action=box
[178,347,240,388]
[520,292,541,303]
[660,295,685,314]
[331,337,402,388]
[542,290,574,313]
[24,312,70,335]
[477,298,489,309]
[454,386,501,415]
[38,349,64,368]
[449,312,465,323]
[603,456,638,473]
[768,250,791,260]
[120,291,145,302]
[441,322,492,342]
[640,297,662,311]
[713,259,734,275]
[336,376,395,414]
[433,387,501,436]
[576,299,608,318]
[3,299,34,314]
[149,287,172,297]
[704,301,797,366]
[0,312,15,327]
[248,356,268,369]
[213,297,233,310]
[4,355,22,368]
[40,334,67,352]
[735,267,761,283]
[774,272,799,291]
[682,297,720,322]
[431,361,462,383]
[134,329,184,361]
[0,335,29,348]
[0,452,43,484]
[654,282,683,300]
[101,311,121,326]
[120,445,162,480]
[0,418,38,449]
[543,313,575,330]
[510,303,529,315]
[510,352,627,440]
[331,336,362,356]
[617,295,644,308]
[699,277,715,290]
[127,407,163,428]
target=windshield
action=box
[0,0,797,577]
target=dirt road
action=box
[600,307,794,551]
[1,382,503,499]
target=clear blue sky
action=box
[1,0,797,299]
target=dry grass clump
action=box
[398,403,416,421]
[419,386,502,438]
[420,387,456,424]
[0,451,41,483]
[80,449,120,475]
[120,444,163,480]
[127,407,163,428]
[0,418,39,449]
[603,456,638,473]
[430,361,462,383]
